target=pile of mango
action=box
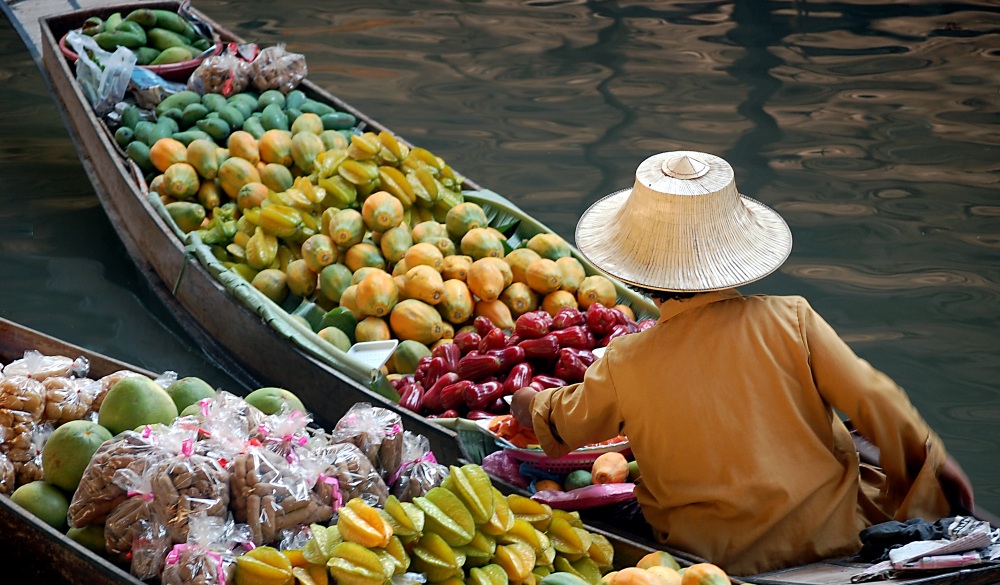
[78,8,215,66]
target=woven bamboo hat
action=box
[575,151,792,292]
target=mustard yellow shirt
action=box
[530,290,950,575]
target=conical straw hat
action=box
[575,151,792,292]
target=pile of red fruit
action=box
[389,303,656,418]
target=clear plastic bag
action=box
[308,438,389,508]
[230,444,333,545]
[188,51,252,96]
[105,467,171,579]
[332,403,405,482]
[390,432,449,502]
[148,429,231,544]
[9,421,52,486]
[249,44,307,93]
[2,349,88,380]
[65,30,136,116]
[0,452,14,494]
[0,375,46,422]
[69,428,168,528]
[161,514,251,585]
[43,376,97,425]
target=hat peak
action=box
[661,153,708,179]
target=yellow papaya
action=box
[258,129,294,166]
[541,290,578,317]
[260,162,294,193]
[461,228,504,260]
[300,234,338,272]
[236,181,269,210]
[556,257,586,293]
[500,282,539,317]
[526,259,563,295]
[404,242,444,272]
[411,220,448,244]
[291,131,324,174]
[506,248,543,284]
[474,299,514,331]
[379,226,413,264]
[217,156,261,199]
[329,209,366,249]
[228,130,260,165]
[286,259,317,297]
[390,299,444,345]
[186,138,219,180]
[576,275,617,310]
[442,255,473,281]
[162,162,200,200]
[526,233,572,261]
[467,259,505,302]
[445,201,489,240]
[356,316,392,342]
[345,243,387,273]
[356,270,398,318]
[405,265,445,305]
[362,190,405,233]
[149,137,188,173]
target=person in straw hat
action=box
[511,151,975,576]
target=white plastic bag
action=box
[66,30,136,116]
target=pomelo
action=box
[42,419,113,492]
[67,524,106,553]
[98,376,179,436]
[10,481,69,530]
[244,387,306,415]
[165,376,217,413]
[564,469,593,491]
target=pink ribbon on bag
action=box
[318,474,343,511]
[165,544,226,584]
[387,451,438,487]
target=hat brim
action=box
[575,188,792,292]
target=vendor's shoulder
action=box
[745,293,813,312]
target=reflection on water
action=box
[1,0,998,510]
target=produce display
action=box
[0,347,730,584]
[73,8,217,66]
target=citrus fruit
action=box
[564,470,592,491]
[165,376,217,413]
[67,524,106,553]
[534,479,562,492]
[98,376,179,436]
[244,387,307,415]
[41,419,113,492]
[10,481,70,530]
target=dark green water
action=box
[1,0,998,513]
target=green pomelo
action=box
[11,481,69,530]
[627,460,641,482]
[244,387,306,415]
[41,420,113,492]
[564,469,593,491]
[98,376,179,436]
[67,524,106,553]
[165,376,217,413]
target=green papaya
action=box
[165,201,207,233]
